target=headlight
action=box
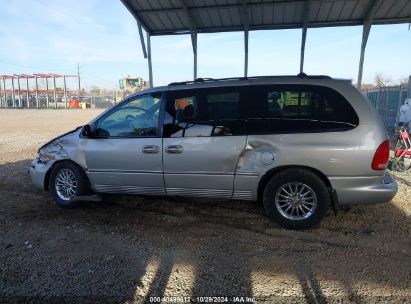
[38,142,64,163]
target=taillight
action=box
[372,140,389,170]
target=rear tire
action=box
[263,168,329,229]
[48,161,89,209]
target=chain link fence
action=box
[364,83,410,138]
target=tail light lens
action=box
[372,140,389,170]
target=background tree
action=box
[375,73,392,87]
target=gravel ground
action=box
[0,109,410,303]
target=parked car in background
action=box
[29,74,397,229]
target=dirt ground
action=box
[0,109,410,303]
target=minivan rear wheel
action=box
[263,169,329,229]
[49,161,89,209]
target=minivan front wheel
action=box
[263,169,329,229]
[49,161,89,208]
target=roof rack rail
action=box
[168,74,332,86]
[296,73,332,79]
[168,78,216,86]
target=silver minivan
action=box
[29,75,397,229]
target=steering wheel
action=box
[125,115,134,121]
[130,106,148,113]
[128,112,157,130]
[123,106,148,121]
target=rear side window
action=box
[267,90,315,118]
[163,87,246,138]
[248,85,359,134]
[207,92,240,120]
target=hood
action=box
[38,126,82,152]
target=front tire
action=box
[48,161,89,208]
[263,169,329,229]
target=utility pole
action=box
[77,63,81,99]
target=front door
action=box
[84,92,165,195]
[162,87,247,198]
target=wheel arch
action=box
[44,159,90,191]
[257,165,332,202]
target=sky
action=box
[0,0,410,90]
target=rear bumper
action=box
[29,159,52,190]
[330,171,398,205]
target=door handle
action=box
[142,145,160,154]
[165,145,183,154]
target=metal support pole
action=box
[35,77,39,108]
[2,81,4,107]
[17,77,22,107]
[26,77,30,108]
[242,0,249,78]
[2,78,6,107]
[63,75,68,109]
[383,86,389,125]
[357,0,380,89]
[194,48,197,80]
[53,76,57,108]
[45,77,49,108]
[191,32,198,80]
[77,63,81,98]
[1,81,4,107]
[137,20,147,58]
[300,26,307,73]
[11,78,16,107]
[357,24,371,89]
[1,81,3,107]
[0,80,2,107]
[147,34,153,88]
[395,84,403,127]
[300,0,311,74]
[0,79,2,107]
[244,29,248,77]
[179,0,198,80]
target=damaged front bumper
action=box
[29,159,53,190]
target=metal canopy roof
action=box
[121,0,411,89]
[122,0,411,35]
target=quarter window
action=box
[268,91,316,118]
[248,85,359,134]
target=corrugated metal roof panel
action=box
[121,0,411,35]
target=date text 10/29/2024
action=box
[149,296,255,303]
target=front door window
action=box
[97,94,161,137]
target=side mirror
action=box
[82,124,94,138]
[95,128,110,138]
